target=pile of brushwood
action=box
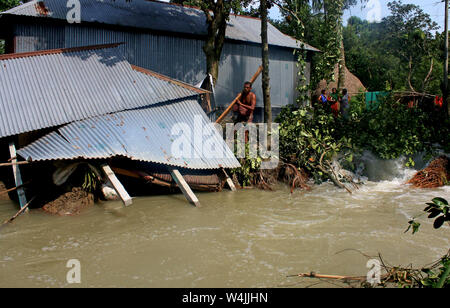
[407,156,450,188]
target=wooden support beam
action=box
[221,168,236,192]
[101,164,133,207]
[170,169,201,207]
[9,142,27,209]
[111,167,177,188]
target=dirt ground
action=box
[42,187,94,216]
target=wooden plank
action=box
[9,142,27,209]
[101,164,133,207]
[221,168,236,192]
[216,66,263,124]
[170,169,201,207]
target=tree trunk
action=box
[201,0,228,85]
[338,35,346,90]
[260,0,272,126]
[204,43,220,85]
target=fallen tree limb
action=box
[316,150,354,194]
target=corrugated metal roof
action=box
[0,43,206,138]
[17,99,240,170]
[1,0,319,51]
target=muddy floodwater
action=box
[0,164,449,288]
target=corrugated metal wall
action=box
[14,23,308,111]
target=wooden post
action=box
[221,168,236,192]
[216,66,263,124]
[9,142,27,209]
[101,164,133,207]
[170,169,201,207]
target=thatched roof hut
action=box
[314,64,366,97]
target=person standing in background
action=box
[340,89,350,119]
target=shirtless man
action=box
[234,81,257,123]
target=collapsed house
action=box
[0,0,319,121]
[0,43,240,210]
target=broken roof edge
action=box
[0,42,124,60]
[131,65,210,95]
[18,153,239,171]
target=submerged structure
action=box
[0,43,240,209]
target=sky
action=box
[269,1,447,32]
[342,0,447,31]
[159,0,447,32]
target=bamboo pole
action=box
[1,197,36,227]
[215,66,263,124]
[0,161,30,168]
[290,272,367,281]
[0,181,31,196]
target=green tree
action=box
[261,0,272,126]
[0,0,20,12]
[343,1,442,93]
[0,0,21,54]
[271,0,365,89]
